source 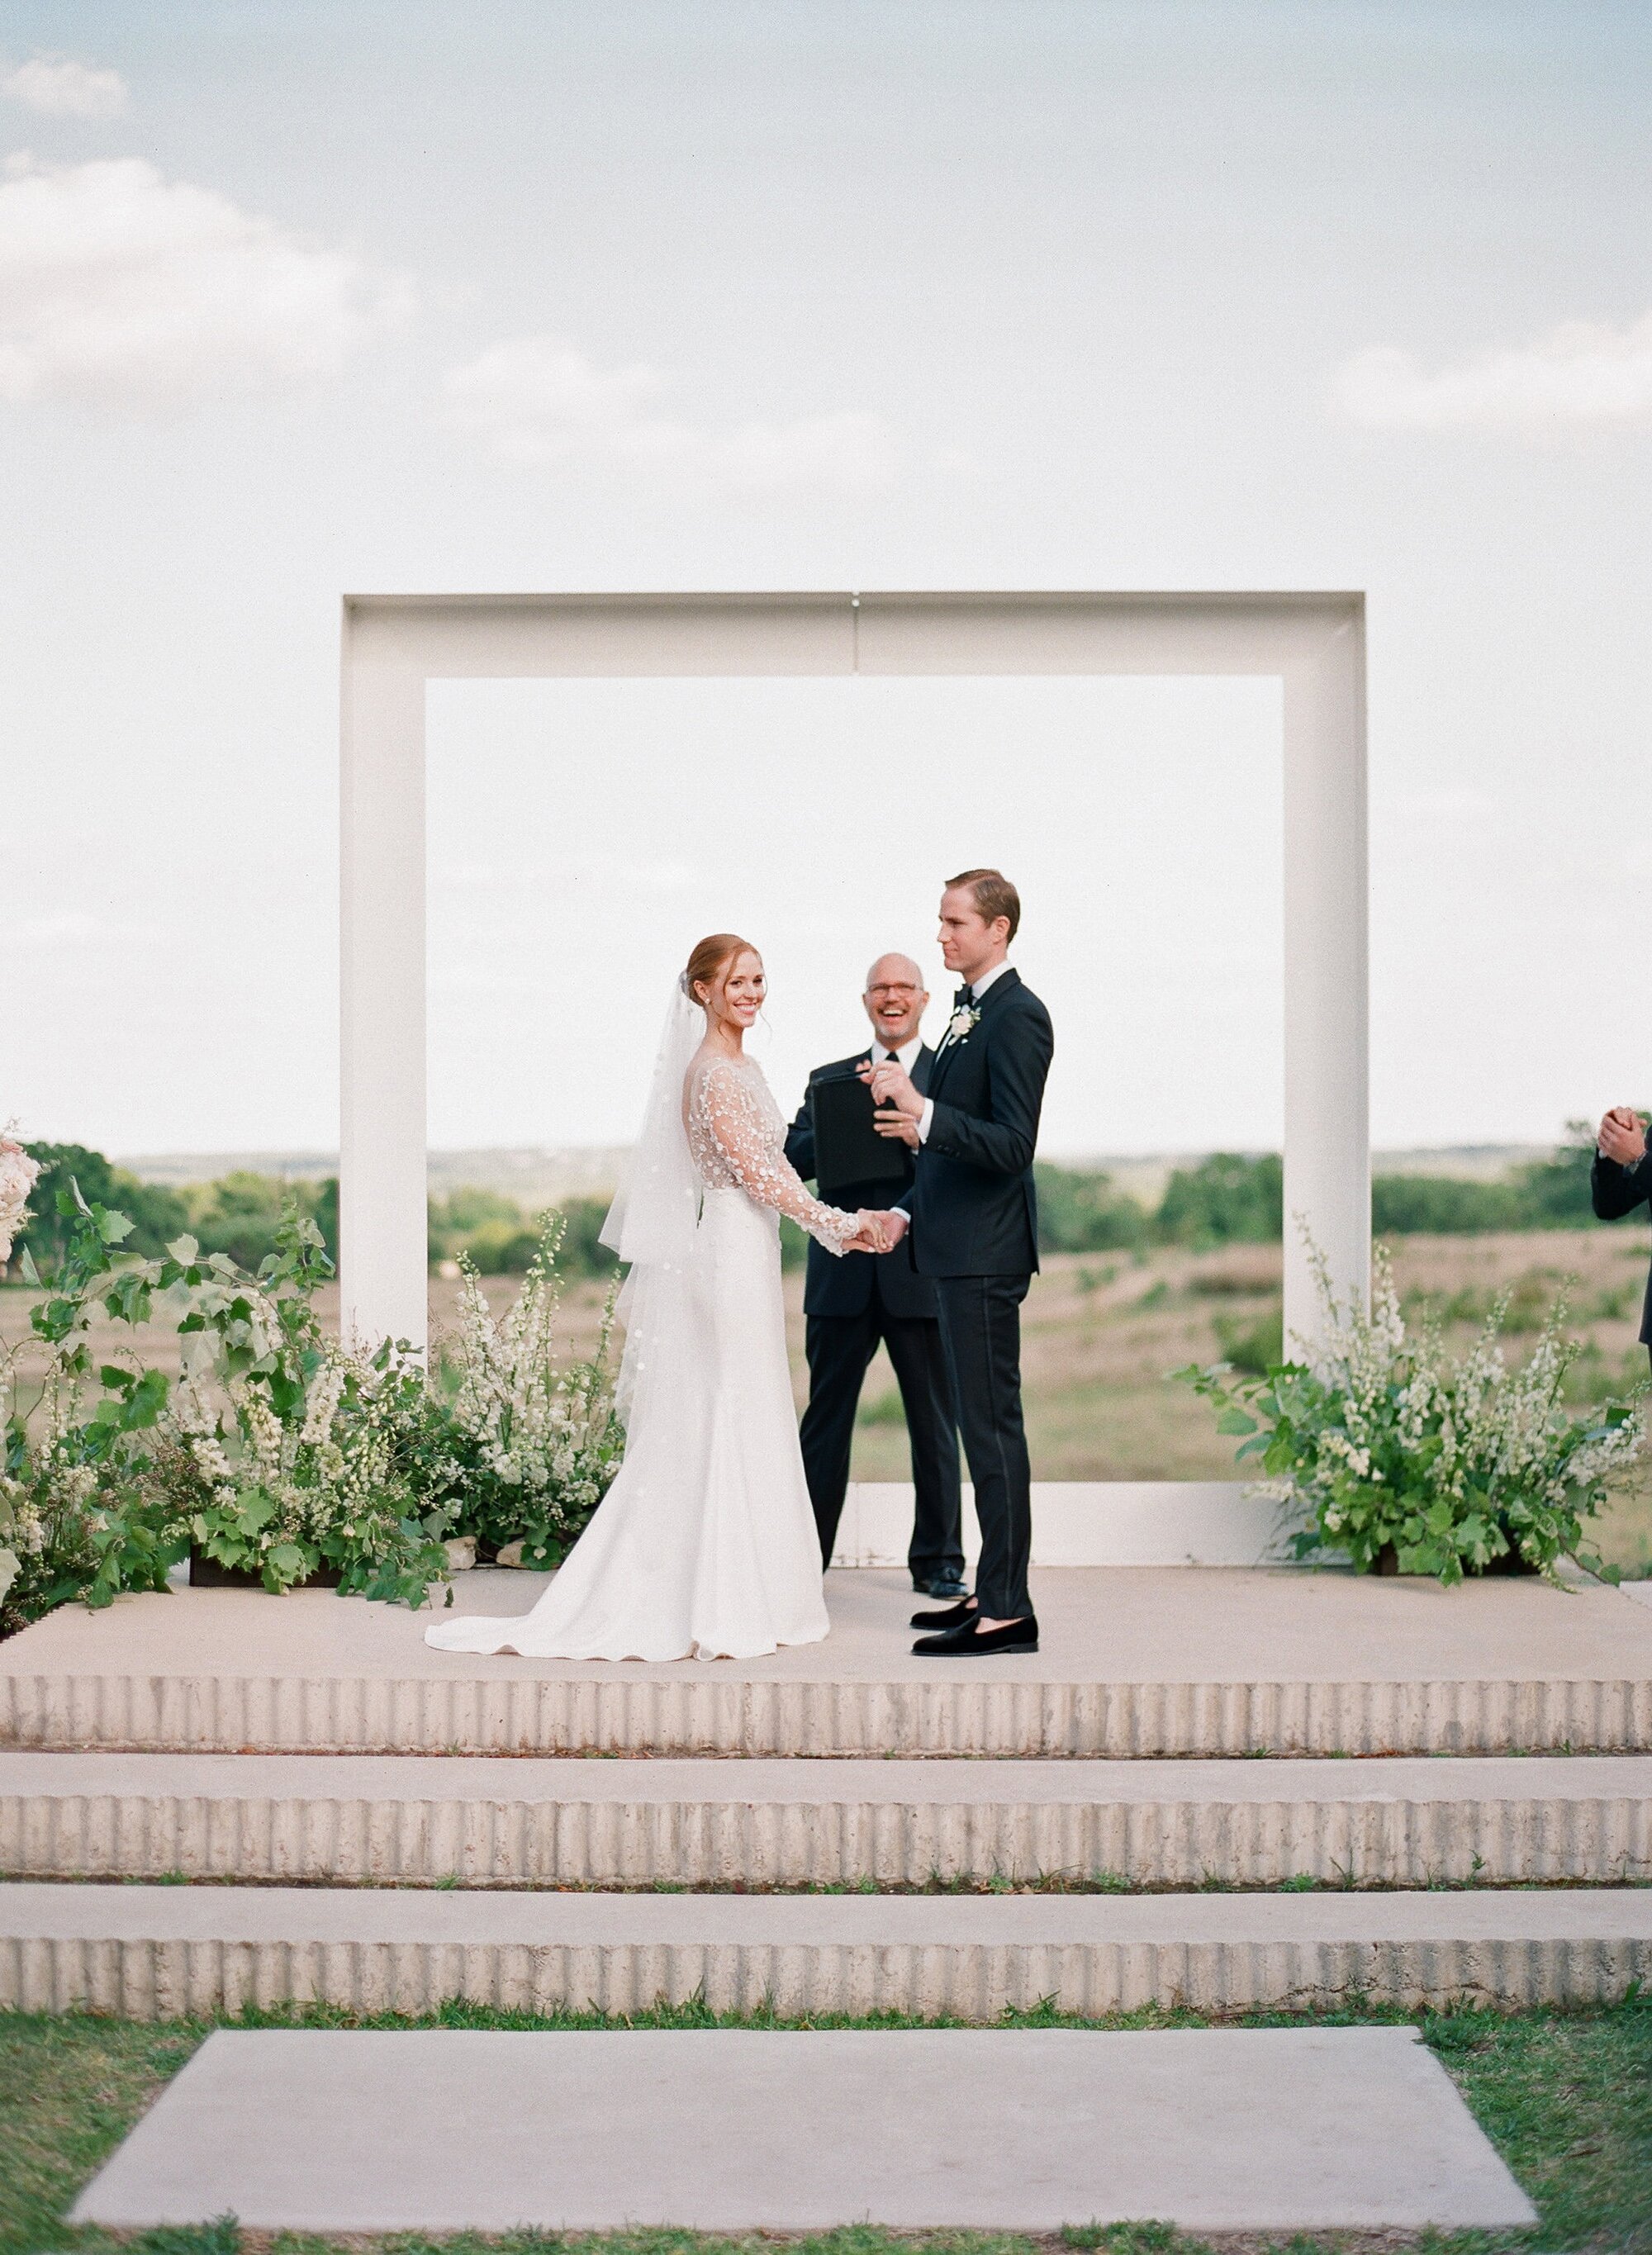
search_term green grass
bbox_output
[3,1996,1650,2255]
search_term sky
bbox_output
[3,1,1650,1161]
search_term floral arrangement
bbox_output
[0,1131,41,1267]
[140,1221,459,1605]
[2,1186,182,1622]
[437,1216,623,1568]
[2,1180,626,1634]
[1177,1240,1644,1583]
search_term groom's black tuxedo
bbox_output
[1592,1144,1652,1348]
[897,967,1054,1622]
[785,1045,963,1582]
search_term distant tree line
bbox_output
[1034,1128,1601,1253]
[7,1127,1610,1286]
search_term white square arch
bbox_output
[339,590,1368,1425]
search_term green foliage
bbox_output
[1371,1171,1519,1234]
[429,1188,618,1277]
[1209,1304,1283,1375]
[1507,1117,1603,1227]
[14,1146,188,1270]
[433,1221,624,1567]
[2,1193,453,1626]
[12,1149,342,1282]
[1,1185,185,1628]
[856,1386,906,1427]
[1156,1151,1282,1246]
[1035,1164,1149,1253]
[180,1170,338,1274]
[1177,1241,1645,1584]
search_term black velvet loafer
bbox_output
[909,1595,977,1630]
[912,1614,1039,1657]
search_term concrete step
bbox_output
[6,1570,1652,1755]
[6,1751,1651,1890]
[6,1878,1649,2016]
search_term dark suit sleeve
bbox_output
[923,999,1054,1176]
[1592,1150,1652,1220]
[784,1084,817,1184]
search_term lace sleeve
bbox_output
[698,1062,859,1255]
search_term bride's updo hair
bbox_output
[685,932,757,1009]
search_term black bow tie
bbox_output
[953,985,973,1009]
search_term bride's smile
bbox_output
[697,948,767,1046]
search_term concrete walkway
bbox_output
[69,2026,1536,2232]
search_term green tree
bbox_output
[1156,1151,1283,1245]
[1034,1164,1150,1253]
[184,1170,336,1274]
[1371,1174,1520,1234]
[1505,1121,1603,1229]
[16,1146,188,1273]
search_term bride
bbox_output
[425,934,887,1663]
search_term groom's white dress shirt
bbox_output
[914,961,1011,1145]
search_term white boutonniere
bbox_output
[943,1004,981,1048]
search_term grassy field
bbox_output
[3,1996,1650,2255]
[6,1226,1650,1576]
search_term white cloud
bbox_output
[1335,313,1652,434]
[443,335,897,491]
[0,154,411,407]
[2,53,128,119]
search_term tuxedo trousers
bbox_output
[934,1273,1034,1621]
[800,1305,963,1579]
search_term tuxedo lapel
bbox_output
[929,971,1018,1092]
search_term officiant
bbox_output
[784,955,966,1597]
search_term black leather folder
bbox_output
[812,1070,909,1196]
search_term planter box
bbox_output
[1371,1541,1538,1579]
[188,1548,342,1593]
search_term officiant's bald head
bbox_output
[862,952,928,1052]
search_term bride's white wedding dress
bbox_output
[425,1041,857,1663]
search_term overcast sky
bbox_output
[4,1,1650,1160]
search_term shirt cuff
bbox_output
[916,1099,935,1145]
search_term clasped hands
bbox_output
[847,1207,910,1255]
[1598,1106,1648,1166]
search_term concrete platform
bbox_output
[6,1566,1651,1755]
[7,1878,1650,2015]
[69,2026,1536,2232]
[7,1749,1650,1887]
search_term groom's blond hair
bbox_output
[946,868,1020,942]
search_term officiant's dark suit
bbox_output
[897,966,1054,1626]
[785,1042,965,1587]
[1592,1126,1652,1356]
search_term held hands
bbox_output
[1598,1107,1648,1166]
[843,1208,910,1255]
[847,1209,891,1254]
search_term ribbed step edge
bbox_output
[4,1930,1645,2017]
[7,1789,1650,1887]
[5,1674,1650,1755]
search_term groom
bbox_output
[863,869,1054,1657]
